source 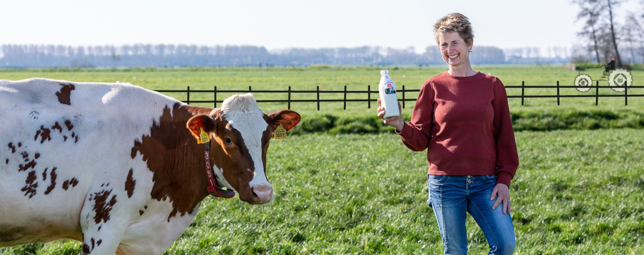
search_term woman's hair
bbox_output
[433,13,474,46]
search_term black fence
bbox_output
[156,81,643,110]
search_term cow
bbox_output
[0,78,301,254]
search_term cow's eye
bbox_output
[224,137,232,144]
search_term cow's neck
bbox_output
[132,103,214,221]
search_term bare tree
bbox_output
[606,0,624,67]
[573,0,627,66]
[621,13,642,64]
[574,0,604,64]
[574,0,604,63]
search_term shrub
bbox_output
[289,110,644,135]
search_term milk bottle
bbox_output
[379,70,400,118]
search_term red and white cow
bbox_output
[0,78,300,254]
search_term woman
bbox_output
[377,13,519,255]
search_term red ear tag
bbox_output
[273,124,287,140]
[198,127,210,144]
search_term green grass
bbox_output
[1,65,643,115]
[2,129,643,254]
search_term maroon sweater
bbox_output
[397,72,519,187]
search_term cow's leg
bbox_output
[114,202,202,255]
[79,187,128,255]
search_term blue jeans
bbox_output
[428,175,516,255]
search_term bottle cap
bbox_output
[380,70,388,75]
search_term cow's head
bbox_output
[186,94,300,204]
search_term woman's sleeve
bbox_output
[396,80,434,151]
[492,78,519,187]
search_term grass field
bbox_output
[2,130,643,254]
[1,66,643,254]
[1,65,643,115]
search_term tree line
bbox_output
[0,43,566,69]
[573,0,644,67]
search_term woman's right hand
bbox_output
[377,99,405,131]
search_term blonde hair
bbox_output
[433,13,474,46]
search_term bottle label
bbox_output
[384,83,396,94]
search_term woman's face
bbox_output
[437,32,472,67]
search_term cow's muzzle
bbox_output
[251,185,273,204]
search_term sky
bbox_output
[1,0,642,54]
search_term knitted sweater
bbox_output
[396,72,519,187]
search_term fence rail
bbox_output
[156,81,643,110]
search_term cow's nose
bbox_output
[252,185,273,204]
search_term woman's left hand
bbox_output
[491,183,511,214]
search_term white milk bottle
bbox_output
[379,70,400,118]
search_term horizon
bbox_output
[4,0,640,53]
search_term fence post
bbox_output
[556,81,560,106]
[288,86,291,110]
[343,85,347,110]
[187,86,190,105]
[521,81,525,106]
[317,86,320,111]
[595,81,599,105]
[214,86,217,108]
[624,81,628,106]
[402,85,406,109]
[367,85,371,109]
[249,86,252,93]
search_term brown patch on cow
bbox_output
[21,151,29,162]
[42,168,48,181]
[125,169,136,198]
[63,178,80,190]
[44,167,57,195]
[71,178,80,187]
[18,159,37,172]
[5,159,8,164]
[139,210,145,215]
[82,243,90,254]
[34,126,52,143]
[21,171,38,198]
[82,237,97,254]
[131,103,221,220]
[8,143,16,153]
[52,122,63,133]
[65,120,74,131]
[71,132,79,143]
[56,83,75,105]
[90,189,117,225]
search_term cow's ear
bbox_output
[266,110,301,131]
[186,115,216,140]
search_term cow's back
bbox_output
[0,78,179,246]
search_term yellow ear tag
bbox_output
[273,124,287,140]
[198,127,210,144]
